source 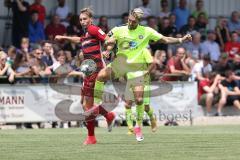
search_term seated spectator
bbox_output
[63,40,81,58]
[151,50,167,80]
[51,0,69,27]
[192,0,208,19]
[19,37,31,62]
[217,70,240,116]
[180,16,199,35]
[224,31,240,60]
[30,45,51,78]
[45,15,66,41]
[158,0,170,18]
[7,46,17,65]
[191,54,212,81]
[0,51,15,82]
[159,17,177,36]
[196,12,208,40]
[163,47,190,81]
[213,53,233,76]
[42,41,56,66]
[29,0,46,24]
[173,0,190,31]
[215,16,231,51]
[12,51,32,77]
[228,11,240,33]
[184,32,202,60]
[29,10,45,43]
[201,30,221,63]
[198,72,222,116]
[49,50,83,78]
[66,14,83,36]
[98,16,109,34]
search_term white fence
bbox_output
[0,82,203,123]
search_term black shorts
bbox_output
[227,95,240,105]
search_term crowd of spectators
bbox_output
[0,0,240,117]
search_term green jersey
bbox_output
[110,25,162,79]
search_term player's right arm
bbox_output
[55,35,80,43]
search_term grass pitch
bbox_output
[1,126,240,160]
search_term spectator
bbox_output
[224,31,240,60]
[7,46,17,65]
[151,50,167,80]
[179,16,199,35]
[163,47,190,81]
[4,0,30,48]
[191,54,212,81]
[184,32,202,60]
[215,16,231,51]
[29,10,45,44]
[45,15,66,41]
[159,17,177,36]
[120,12,129,25]
[168,13,178,36]
[66,14,83,36]
[201,30,221,63]
[158,0,170,19]
[198,72,222,116]
[71,51,84,70]
[12,51,32,77]
[217,70,240,116]
[213,53,233,76]
[19,37,31,62]
[173,0,190,31]
[42,41,56,66]
[228,11,240,33]
[63,39,81,58]
[0,51,15,82]
[30,45,51,78]
[139,0,152,25]
[51,0,69,27]
[196,12,208,40]
[98,16,110,34]
[29,0,46,24]
[192,0,208,19]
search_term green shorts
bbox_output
[124,74,150,105]
[199,93,220,106]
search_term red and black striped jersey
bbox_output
[80,24,106,72]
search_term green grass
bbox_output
[1,126,240,160]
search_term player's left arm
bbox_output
[160,34,192,44]
[148,27,192,44]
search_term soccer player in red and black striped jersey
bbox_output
[55,8,115,145]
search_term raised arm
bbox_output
[160,34,192,44]
[55,35,81,43]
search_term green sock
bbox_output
[136,104,144,127]
[125,108,133,129]
[94,80,104,104]
[146,107,154,120]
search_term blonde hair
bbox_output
[80,7,94,18]
[130,8,144,20]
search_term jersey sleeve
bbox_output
[146,27,163,42]
[87,25,106,41]
[109,27,120,39]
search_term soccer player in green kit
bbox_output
[95,8,192,142]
